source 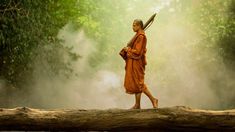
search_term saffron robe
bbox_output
[123,30,147,94]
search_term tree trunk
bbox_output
[0,106,235,131]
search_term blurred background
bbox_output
[0,0,234,110]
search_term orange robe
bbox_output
[124,30,147,94]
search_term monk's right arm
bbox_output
[127,35,144,57]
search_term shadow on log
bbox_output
[0,106,235,131]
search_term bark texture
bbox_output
[0,106,235,131]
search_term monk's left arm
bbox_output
[127,35,144,56]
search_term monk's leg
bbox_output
[130,92,142,109]
[135,92,142,108]
[143,86,158,108]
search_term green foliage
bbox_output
[217,0,235,67]
[0,0,80,87]
[193,0,235,63]
[188,0,235,109]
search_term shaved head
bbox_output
[134,19,144,29]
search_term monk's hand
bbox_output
[124,47,130,52]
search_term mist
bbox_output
[1,0,234,110]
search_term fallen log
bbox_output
[0,106,235,131]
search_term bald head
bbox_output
[134,19,144,29]
[133,19,144,32]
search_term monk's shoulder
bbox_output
[136,34,146,43]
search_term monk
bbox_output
[120,19,158,109]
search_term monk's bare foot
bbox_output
[130,104,141,109]
[152,98,158,108]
